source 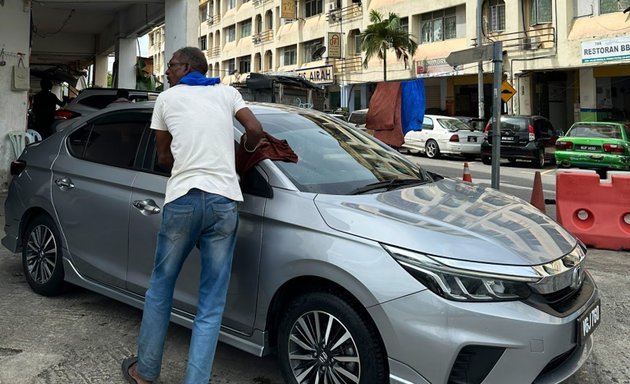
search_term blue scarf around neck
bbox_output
[178,72,221,86]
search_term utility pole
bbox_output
[476,0,485,120]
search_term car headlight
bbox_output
[384,245,540,302]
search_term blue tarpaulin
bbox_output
[400,78,425,135]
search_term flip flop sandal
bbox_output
[121,356,139,384]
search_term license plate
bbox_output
[468,137,477,142]
[577,299,601,345]
[501,136,515,142]
[577,145,599,151]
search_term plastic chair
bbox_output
[8,131,29,159]
[26,129,42,143]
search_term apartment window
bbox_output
[240,19,252,38]
[239,55,251,73]
[199,35,208,51]
[304,0,323,18]
[200,4,208,22]
[283,45,297,65]
[489,0,505,32]
[421,8,457,43]
[354,33,362,54]
[225,25,236,43]
[303,38,325,61]
[530,0,552,24]
[400,17,409,33]
[600,0,630,13]
[228,0,236,10]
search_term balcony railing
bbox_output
[206,14,220,26]
[486,25,555,53]
[253,0,272,7]
[327,55,362,75]
[206,47,221,58]
[252,29,274,45]
[326,2,363,24]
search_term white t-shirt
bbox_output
[150,83,247,204]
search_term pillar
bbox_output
[116,38,137,89]
[164,0,199,88]
[0,1,30,190]
[579,68,596,122]
[93,54,109,88]
[340,84,350,109]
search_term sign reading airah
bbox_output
[292,65,335,85]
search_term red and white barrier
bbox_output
[556,170,630,250]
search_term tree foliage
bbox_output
[359,10,418,81]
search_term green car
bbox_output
[555,121,630,171]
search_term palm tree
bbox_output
[360,10,418,81]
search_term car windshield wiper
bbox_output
[350,178,428,195]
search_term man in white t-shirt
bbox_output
[122,47,265,384]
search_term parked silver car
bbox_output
[2,102,600,384]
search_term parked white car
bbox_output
[402,115,485,159]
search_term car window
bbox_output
[422,117,433,130]
[536,119,551,137]
[67,111,150,168]
[499,117,527,133]
[568,124,622,139]
[234,112,429,195]
[437,118,470,132]
[77,95,119,109]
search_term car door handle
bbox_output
[133,199,162,215]
[54,177,75,191]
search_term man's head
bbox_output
[116,89,130,99]
[166,47,209,87]
[40,78,53,91]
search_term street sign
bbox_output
[328,32,342,59]
[501,80,517,103]
[445,44,494,67]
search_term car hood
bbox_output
[314,178,577,266]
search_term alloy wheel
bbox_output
[425,141,439,158]
[287,310,360,383]
[25,224,58,284]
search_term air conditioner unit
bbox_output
[328,2,336,12]
[522,36,540,50]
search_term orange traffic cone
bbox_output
[530,171,546,214]
[462,162,473,182]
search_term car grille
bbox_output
[524,272,595,317]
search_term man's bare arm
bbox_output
[235,108,265,150]
[155,130,174,171]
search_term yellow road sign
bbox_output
[501,81,517,103]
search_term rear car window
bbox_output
[437,118,470,131]
[78,95,118,109]
[500,117,528,133]
[568,124,621,139]
[68,111,151,168]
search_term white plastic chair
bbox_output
[8,131,29,159]
[26,129,42,143]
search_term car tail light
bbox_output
[54,109,80,120]
[528,124,535,142]
[603,143,626,153]
[449,134,459,142]
[556,141,573,150]
[10,160,26,176]
[484,122,491,138]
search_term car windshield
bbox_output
[568,124,622,139]
[438,118,471,132]
[236,111,430,194]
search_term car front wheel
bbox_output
[277,291,387,384]
[22,215,65,296]
[425,140,440,158]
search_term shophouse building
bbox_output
[149,0,630,131]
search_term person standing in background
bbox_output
[32,78,64,139]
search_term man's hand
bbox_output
[235,108,265,150]
[155,130,174,171]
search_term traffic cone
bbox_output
[530,171,546,214]
[462,162,473,182]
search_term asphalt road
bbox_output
[1,182,629,384]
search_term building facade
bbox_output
[150,0,630,131]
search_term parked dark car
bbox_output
[481,115,560,168]
[3,102,600,384]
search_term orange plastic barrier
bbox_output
[556,170,630,250]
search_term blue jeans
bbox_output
[136,189,239,383]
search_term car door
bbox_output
[419,116,433,149]
[126,128,267,334]
[51,110,149,288]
